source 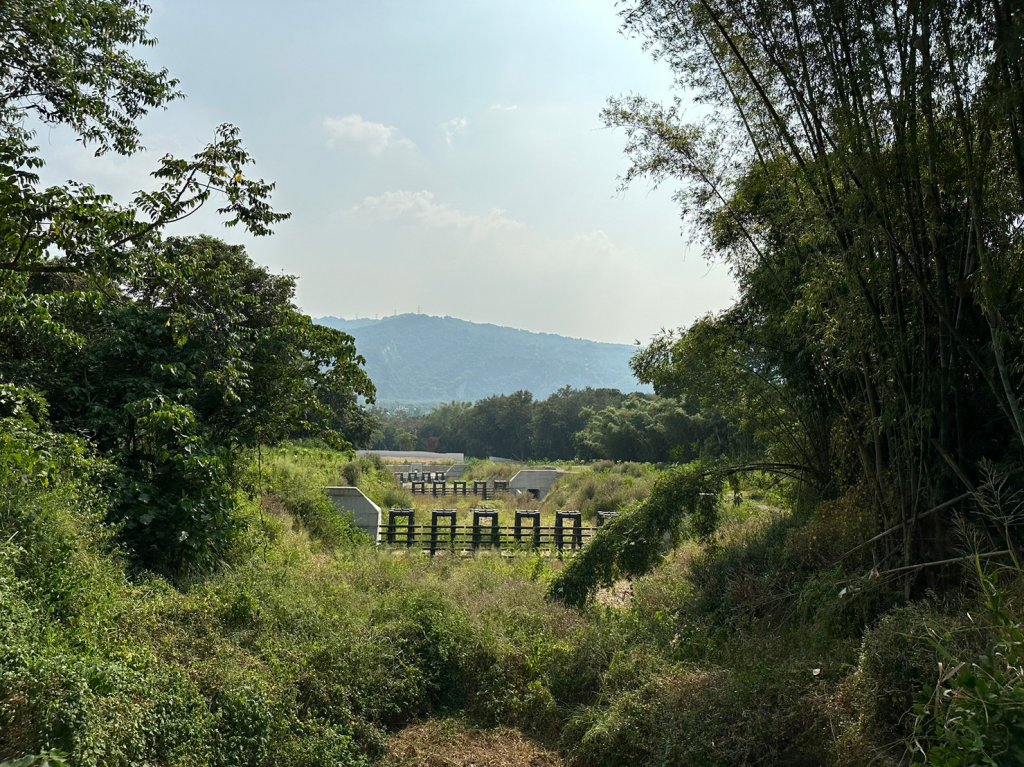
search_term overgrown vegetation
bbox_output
[615,0,1024,583]
[5,437,1024,766]
[0,2,374,576]
[3,0,1024,765]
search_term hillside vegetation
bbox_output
[3,444,1022,766]
[366,388,747,463]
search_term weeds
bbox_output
[3,444,1023,766]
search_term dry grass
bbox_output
[383,720,563,767]
[595,579,634,608]
[405,492,538,524]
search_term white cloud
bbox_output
[489,103,518,112]
[440,116,468,147]
[345,190,524,238]
[322,114,415,155]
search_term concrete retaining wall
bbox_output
[444,463,468,479]
[508,469,567,501]
[356,450,465,462]
[325,486,382,542]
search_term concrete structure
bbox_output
[391,463,467,481]
[508,469,567,501]
[356,450,465,463]
[391,464,425,476]
[325,486,382,541]
[444,463,468,479]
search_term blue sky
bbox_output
[39,1,735,344]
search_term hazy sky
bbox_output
[39,1,736,345]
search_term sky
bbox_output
[38,0,736,345]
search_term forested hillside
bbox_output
[316,314,647,404]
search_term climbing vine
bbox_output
[547,461,722,607]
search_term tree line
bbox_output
[364,386,749,463]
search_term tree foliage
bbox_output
[548,461,723,606]
[0,1,373,572]
[465,391,535,459]
[613,0,1024,579]
[576,392,744,463]
[0,0,179,156]
[530,386,629,459]
[369,388,741,463]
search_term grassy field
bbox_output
[386,457,660,527]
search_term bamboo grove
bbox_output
[615,0,1024,588]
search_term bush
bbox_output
[379,486,414,509]
[829,601,969,765]
[250,448,368,548]
[909,571,1024,766]
[548,462,722,607]
[541,465,655,520]
[341,461,361,487]
[7,442,1022,767]
[564,666,752,766]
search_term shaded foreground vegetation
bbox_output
[3,443,1024,766]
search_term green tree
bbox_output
[0,2,374,571]
[366,407,422,451]
[575,394,738,463]
[529,386,627,460]
[418,401,473,453]
[612,0,1024,577]
[465,391,535,459]
[20,236,375,570]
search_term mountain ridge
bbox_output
[315,313,648,405]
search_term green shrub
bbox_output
[268,485,366,548]
[541,465,655,520]
[564,665,748,766]
[341,461,361,486]
[831,601,969,765]
[549,462,722,607]
[111,397,243,575]
[268,719,369,767]
[379,486,414,509]
[909,570,1024,766]
[252,450,367,548]
[9,441,1021,767]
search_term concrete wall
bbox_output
[389,464,425,475]
[508,469,567,501]
[325,486,382,542]
[444,463,468,479]
[356,449,465,462]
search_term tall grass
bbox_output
[541,462,657,520]
[3,444,1022,766]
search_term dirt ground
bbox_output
[383,720,563,767]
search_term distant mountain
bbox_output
[316,314,649,405]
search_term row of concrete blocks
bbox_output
[408,479,510,498]
[381,508,620,554]
[395,471,447,482]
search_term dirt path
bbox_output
[383,720,563,767]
